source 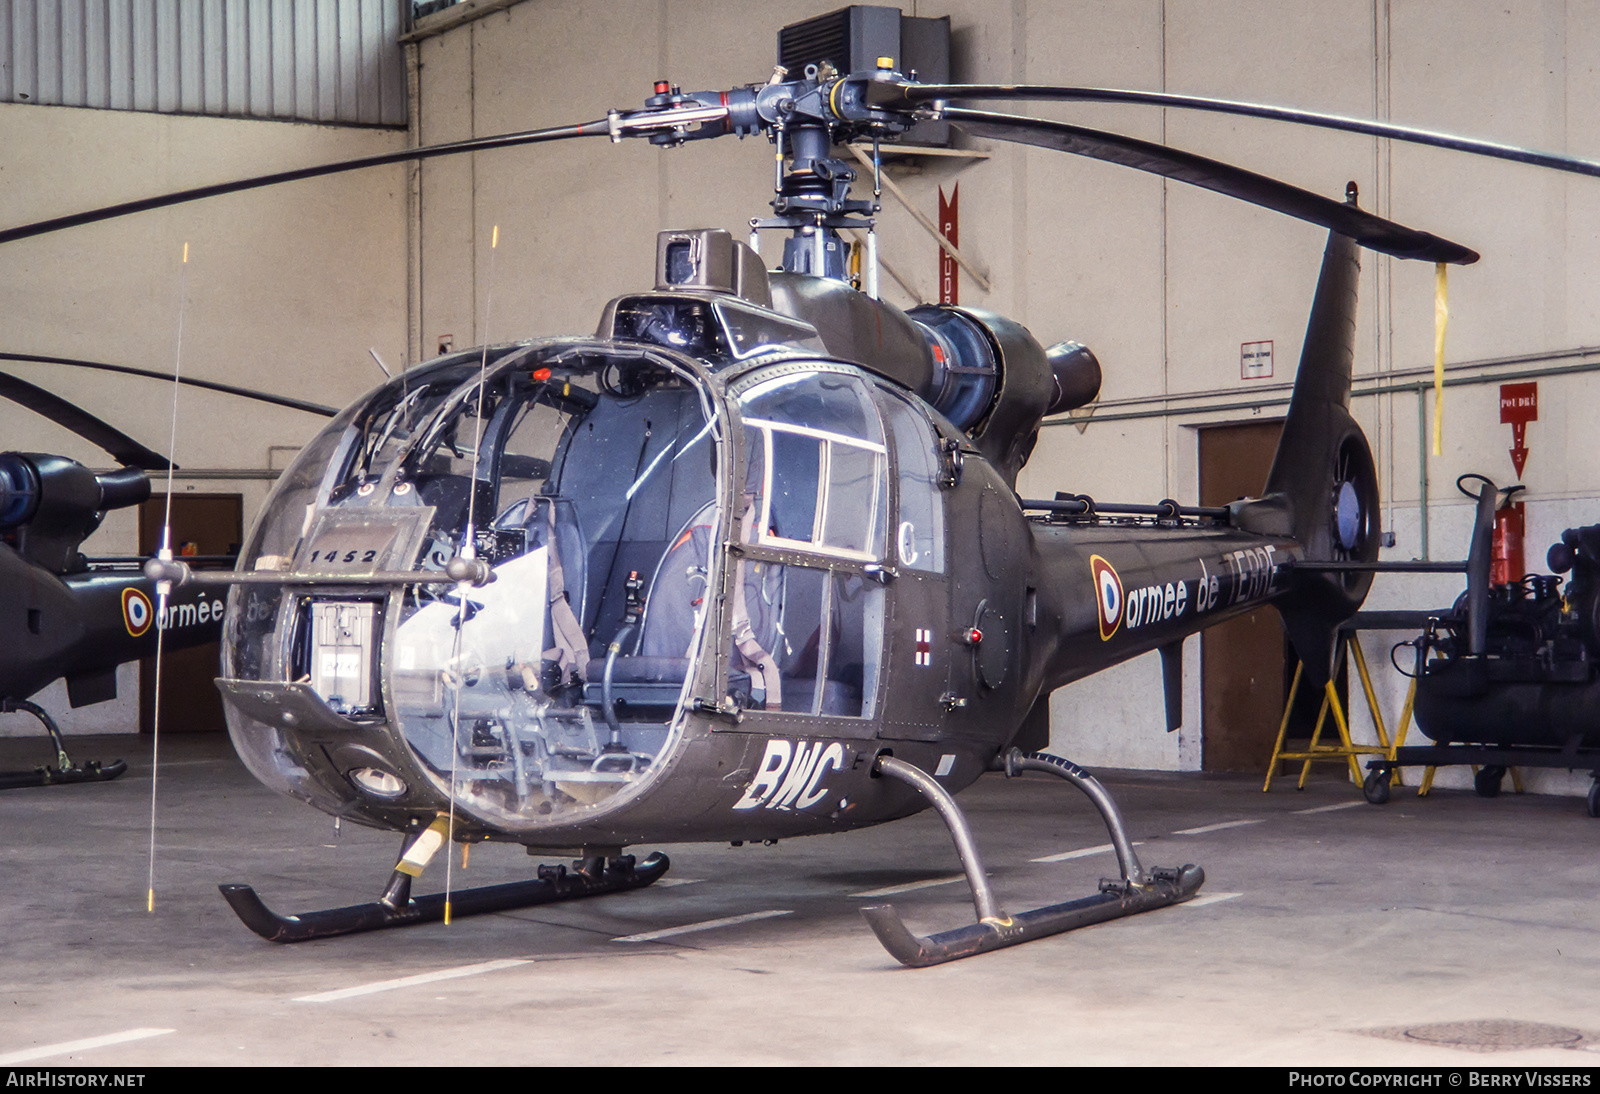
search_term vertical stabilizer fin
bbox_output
[1252,228,1381,686]
[1159,641,1183,731]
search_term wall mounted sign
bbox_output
[938,184,958,306]
[1241,340,1273,380]
[1499,381,1537,477]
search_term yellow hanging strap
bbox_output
[1432,262,1448,456]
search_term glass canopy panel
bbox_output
[722,367,888,718]
[387,353,720,830]
[224,347,722,832]
[738,368,887,562]
[876,388,946,573]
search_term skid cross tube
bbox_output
[859,750,1203,967]
[221,852,669,943]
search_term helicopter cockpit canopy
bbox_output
[220,335,954,838]
[222,343,726,833]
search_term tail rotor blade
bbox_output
[945,109,1478,265]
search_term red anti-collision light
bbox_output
[654,80,670,94]
[968,628,983,645]
[532,367,552,381]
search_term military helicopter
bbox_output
[10,39,1600,967]
[0,360,336,789]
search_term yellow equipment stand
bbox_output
[1263,633,1402,792]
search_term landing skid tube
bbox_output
[221,851,670,943]
[0,699,126,790]
[860,750,1203,967]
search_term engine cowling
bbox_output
[0,452,150,573]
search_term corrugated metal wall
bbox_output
[0,0,407,126]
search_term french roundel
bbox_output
[1089,554,1123,641]
[122,588,153,637]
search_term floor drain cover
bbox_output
[1404,1020,1584,1049]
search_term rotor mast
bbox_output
[622,62,922,291]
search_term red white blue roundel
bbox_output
[122,588,153,637]
[1090,554,1123,641]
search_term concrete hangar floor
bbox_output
[1,732,1597,1067]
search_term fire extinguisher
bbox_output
[1491,484,1528,586]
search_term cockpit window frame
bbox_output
[741,416,888,564]
[710,361,894,730]
[725,360,891,569]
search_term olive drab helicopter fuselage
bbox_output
[218,258,1306,851]
[202,217,1381,964]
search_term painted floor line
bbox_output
[613,909,793,943]
[1173,819,1265,836]
[1293,801,1365,815]
[1182,891,1243,909]
[1031,841,1144,863]
[295,958,531,1003]
[851,874,966,897]
[653,877,705,887]
[0,1028,175,1064]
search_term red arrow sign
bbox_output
[1499,382,1537,477]
[938,184,958,306]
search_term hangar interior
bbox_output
[6,0,1597,793]
[2,0,1599,1067]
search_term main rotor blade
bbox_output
[945,108,1479,264]
[0,353,336,417]
[885,83,1600,180]
[0,372,170,470]
[0,119,611,246]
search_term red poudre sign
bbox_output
[938,184,958,306]
[1499,382,1537,477]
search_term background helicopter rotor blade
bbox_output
[0,372,170,470]
[0,353,336,417]
[0,118,612,246]
[945,109,1479,265]
[883,83,1600,180]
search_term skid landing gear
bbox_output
[860,749,1203,968]
[221,850,670,943]
[0,699,127,790]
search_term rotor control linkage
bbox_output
[859,750,1202,968]
[220,848,671,944]
[0,698,126,790]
